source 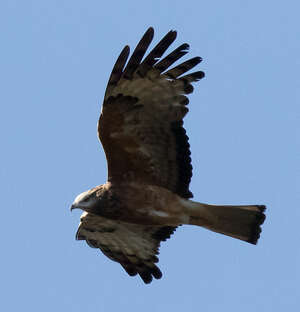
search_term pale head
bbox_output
[70,183,109,214]
[71,189,97,211]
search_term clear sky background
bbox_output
[1,1,299,311]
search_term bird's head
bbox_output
[70,188,99,213]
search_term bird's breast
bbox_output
[96,182,187,226]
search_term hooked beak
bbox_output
[70,204,77,211]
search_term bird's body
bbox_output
[74,182,190,225]
[71,27,266,284]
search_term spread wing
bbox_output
[76,212,176,284]
[98,27,204,199]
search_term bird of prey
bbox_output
[71,27,266,284]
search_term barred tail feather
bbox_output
[187,202,266,244]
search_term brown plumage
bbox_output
[71,27,266,284]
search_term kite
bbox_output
[71,27,266,284]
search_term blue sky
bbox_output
[1,0,299,311]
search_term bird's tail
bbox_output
[185,201,266,244]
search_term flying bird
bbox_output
[71,27,266,284]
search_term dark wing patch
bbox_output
[171,120,193,198]
[76,212,176,284]
[99,27,205,199]
[152,226,177,241]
